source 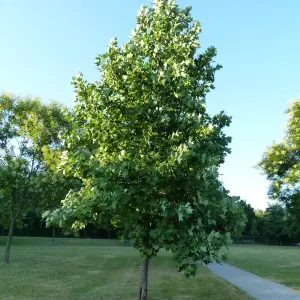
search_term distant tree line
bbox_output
[235,199,300,245]
[0,210,117,239]
[3,198,300,246]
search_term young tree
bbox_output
[258,99,300,218]
[45,1,244,298]
[0,93,69,262]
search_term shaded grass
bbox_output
[228,244,300,290]
[0,237,251,299]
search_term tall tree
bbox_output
[0,93,69,263]
[258,99,300,218]
[45,1,244,299]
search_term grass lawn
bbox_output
[0,237,251,300]
[228,244,300,290]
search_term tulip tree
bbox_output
[258,99,300,217]
[46,1,245,298]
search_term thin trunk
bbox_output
[137,257,150,300]
[4,217,15,264]
[52,227,56,244]
[108,230,111,240]
[4,187,18,264]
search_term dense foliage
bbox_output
[234,197,255,236]
[234,200,300,244]
[259,100,300,218]
[45,4,245,295]
[0,93,74,262]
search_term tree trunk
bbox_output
[108,230,111,240]
[52,227,56,244]
[137,257,150,300]
[4,218,15,264]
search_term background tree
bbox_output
[45,1,245,299]
[250,216,259,237]
[36,172,81,242]
[262,204,285,242]
[258,99,300,219]
[0,93,70,262]
[11,94,80,242]
[254,209,265,237]
[235,197,255,236]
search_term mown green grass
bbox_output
[228,244,300,290]
[0,237,251,300]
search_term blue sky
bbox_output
[1,0,299,210]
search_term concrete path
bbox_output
[208,262,300,300]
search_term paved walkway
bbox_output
[208,262,300,300]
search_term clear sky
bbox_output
[1,0,299,210]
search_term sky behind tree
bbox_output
[1,0,299,209]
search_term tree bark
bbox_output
[4,217,15,264]
[52,227,56,244]
[137,257,150,300]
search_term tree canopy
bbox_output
[258,99,300,217]
[46,0,244,286]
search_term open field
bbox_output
[228,244,300,290]
[0,237,251,300]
